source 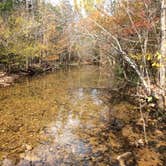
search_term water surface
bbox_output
[0,65,112,165]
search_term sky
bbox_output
[45,0,87,17]
[46,0,74,6]
[45,0,112,17]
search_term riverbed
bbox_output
[0,66,114,165]
[0,65,165,166]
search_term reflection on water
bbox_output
[0,66,112,165]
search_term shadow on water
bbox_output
[0,66,114,165]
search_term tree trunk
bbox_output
[160,0,166,88]
[26,57,29,70]
[159,0,166,108]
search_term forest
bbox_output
[0,0,166,166]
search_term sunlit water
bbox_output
[0,65,113,165]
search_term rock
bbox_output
[135,139,144,147]
[157,145,166,154]
[3,76,14,83]
[0,74,19,87]
[0,83,10,87]
[49,147,53,152]
[0,72,6,77]
[109,118,125,131]
[25,144,32,151]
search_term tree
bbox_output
[159,0,166,107]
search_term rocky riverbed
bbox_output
[0,66,165,166]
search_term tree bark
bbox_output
[159,0,166,108]
[160,0,166,89]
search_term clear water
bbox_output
[0,65,112,165]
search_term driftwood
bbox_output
[117,152,133,166]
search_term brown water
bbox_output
[0,65,113,165]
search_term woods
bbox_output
[1,0,165,95]
[0,1,164,81]
[0,0,73,73]
[71,0,165,108]
[0,0,166,166]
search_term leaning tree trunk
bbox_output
[159,0,166,108]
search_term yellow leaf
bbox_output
[147,54,151,61]
[157,53,161,60]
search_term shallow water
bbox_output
[0,65,113,165]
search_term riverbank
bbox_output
[0,63,96,87]
[108,100,166,166]
[0,64,60,87]
[108,83,166,165]
[0,72,19,87]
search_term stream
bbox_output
[0,65,165,166]
[0,65,114,165]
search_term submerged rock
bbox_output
[25,144,33,151]
[157,144,166,154]
[135,139,144,147]
[109,118,125,131]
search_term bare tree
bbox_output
[160,0,166,89]
[159,0,166,107]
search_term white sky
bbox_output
[46,0,74,6]
[45,0,112,17]
[45,0,87,17]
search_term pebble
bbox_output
[49,148,53,152]
[25,144,32,151]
